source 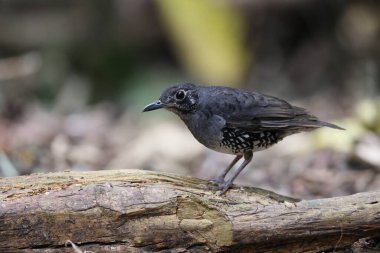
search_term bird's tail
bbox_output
[317,120,345,130]
[275,119,344,138]
[290,106,344,130]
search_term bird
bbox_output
[143,83,344,194]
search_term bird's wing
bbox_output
[207,88,334,132]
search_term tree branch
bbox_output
[0,169,379,252]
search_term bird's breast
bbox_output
[179,112,225,151]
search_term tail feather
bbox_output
[317,120,345,130]
[293,108,345,130]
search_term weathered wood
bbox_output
[0,169,379,252]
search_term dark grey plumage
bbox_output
[143,82,343,194]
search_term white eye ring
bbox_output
[175,90,186,100]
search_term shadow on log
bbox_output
[0,169,380,252]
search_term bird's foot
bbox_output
[208,176,225,186]
[208,179,232,195]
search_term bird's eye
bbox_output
[175,90,186,100]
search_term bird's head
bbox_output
[143,83,199,114]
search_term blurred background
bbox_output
[0,0,379,199]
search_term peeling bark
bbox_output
[0,169,379,252]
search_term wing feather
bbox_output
[203,87,343,132]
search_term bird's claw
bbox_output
[208,177,224,186]
[208,179,231,195]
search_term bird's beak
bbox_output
[142,100,164,112]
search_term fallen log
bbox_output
[0,169,379,252]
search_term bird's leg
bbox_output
[209,155,242,185]
[217,151,253,195]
